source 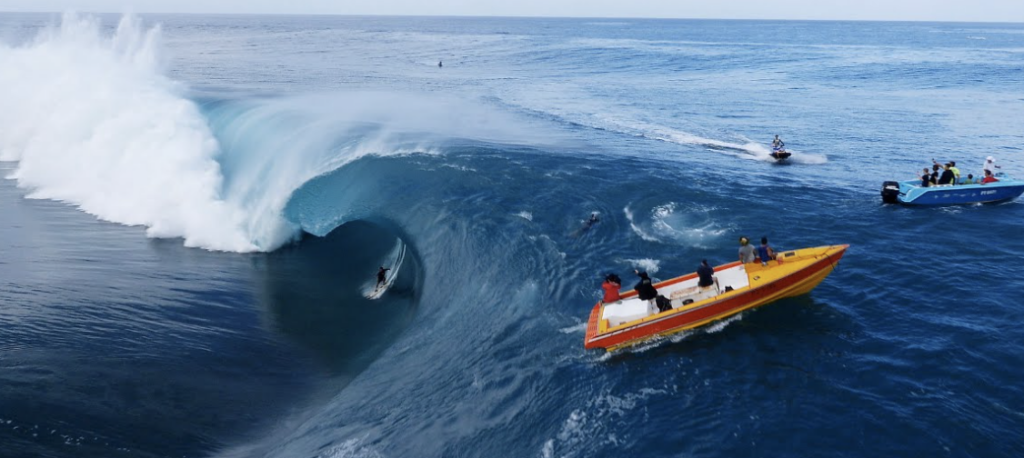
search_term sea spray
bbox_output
[0,13,260,251]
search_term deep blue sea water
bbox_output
[1,12,1024,458]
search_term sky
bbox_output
[1,0,1023,23]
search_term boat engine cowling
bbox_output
[881,181,901,204]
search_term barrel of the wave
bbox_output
[584,245,849,351]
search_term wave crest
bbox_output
[0,13,259,251]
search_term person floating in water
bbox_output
[438,60,443,68]
[585,212,599,228]
[376,266,390,289]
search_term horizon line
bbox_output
[1,10,1022,25]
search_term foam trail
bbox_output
[0,13,259,251]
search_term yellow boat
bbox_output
[585,245,848,351]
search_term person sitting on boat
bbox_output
[937,163,956,186]
[919,168,932,187]
[982,169,999,184]
[983,156,1001,177]
[738,236,756,264]
[772,135,784,151]
[633,269,658,305]
[934,159,961,184]
[929,164,941,185]
[697,260,720,292]
[601,273,622,304]
[961,173,975,185]
[757,237,776,266]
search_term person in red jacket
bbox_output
[982,169,999,184]
[601,274,621,303]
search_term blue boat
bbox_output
[881,178,1024,205]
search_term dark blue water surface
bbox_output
[1,13,1023,458]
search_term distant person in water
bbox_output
[438,60,443,68]
[376,266,390,289]
[585,212,599,227]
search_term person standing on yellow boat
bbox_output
[633,270,658,305]
[738,237,756,264]
[757,237,776,266]
[601,274,621,304]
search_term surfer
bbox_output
[376,266,390,289]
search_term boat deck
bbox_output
[602,264,751,327]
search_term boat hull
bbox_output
[584,245,847,351]
[882,179,1024,206]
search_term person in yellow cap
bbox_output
[738,236,756,264]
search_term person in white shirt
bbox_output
[983,156,1000,177]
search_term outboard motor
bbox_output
[880,181,901,204]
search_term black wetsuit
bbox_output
[377,267,390,286]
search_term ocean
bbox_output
[1,12,1023,458]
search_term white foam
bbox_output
[540,388,666,458]
[515,211,533,221]
[558,322,587,334]
[0,13,259,251]
[625,202,728,247]
[0,13,566,252]
[623,205,659,242]
[622,258,660,275]
[703,312,744,333]
[317,437,384,458]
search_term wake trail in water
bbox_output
[503,93,828,165]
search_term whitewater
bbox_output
[0,13,563,252]
[2,11,1024,458]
